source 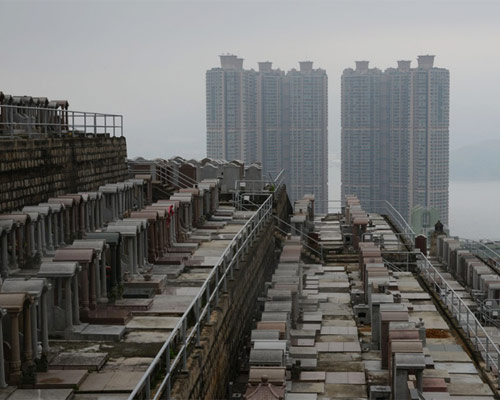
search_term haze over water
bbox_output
[328,157,500,241]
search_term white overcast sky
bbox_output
[1,0,499,160]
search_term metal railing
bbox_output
[462,240,500,271]
[0,104,123,137]
[418,253,500,383]
[128,194,274,399]
[479,299,500,328]
[235,169,285,192]
[378,200,416,245]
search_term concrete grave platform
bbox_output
[113,298,153,311]
[73,394,129,400]
[78,371,144,392]
[50,352,109,371]
[290,382,325,393]
[126,316,179,330]
[36,369,89,389]
[72,324,126,341]
[7,389,74,400]
[124,330,170,343]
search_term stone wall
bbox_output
[171,191,288,400]
[0,136,128,212]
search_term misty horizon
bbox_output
[1,0,500,161]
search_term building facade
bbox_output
[341,55,449,224]
[207,55,329,213]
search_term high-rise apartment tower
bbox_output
[341,55,449,224]
[207,55,329,213]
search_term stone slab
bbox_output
[299,371,326,382]
[290,382,325,393]
[125,316,179,330]
[7,389,74,400]
[79,371,144,392]
[36,369,89,389]
[50,353,109,371]
[447,383,493,396]
[285,394,317,400]
[434,362,477,374]
[325,372,366,384]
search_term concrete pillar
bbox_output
[81,266,90,318]
[52,214,59,249]
[89,261,97,310]
[10,230,17,270]
[46,213,54,251]
[58,212,65,245]
[10,313,21,384]
[41,289,50,355]
[132,236,138,274]
[36,220,44,254]
[100,256,107,299]
[30,303,38,359]
[1,233,9,278]
[72,275,80,325]
[127,237,134,275]
[64,277,73,328]
[95,258,101,303]
[0,309,7,388]
[23,305,33,366]
[17,227,25,266]
[29,223,36,256]
[110,244,118,290]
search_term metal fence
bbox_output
[128,194,274,399]
[0,104,123,137]
[462,239,500,271]
[235,169,285,192]
[418,253,500,383]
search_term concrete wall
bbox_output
[171,190,288,399]
[0,136,128,212]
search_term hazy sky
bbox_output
[1,0,499,160]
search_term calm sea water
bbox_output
[328,160,500,240]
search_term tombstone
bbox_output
[53,248,97,320]
[98,185,120,223]
[37,262,81,334]
[0,214,31,268]
[47,197,76,243]
[58,194,85,237]
[119,219,149,267]
[251,330,280,342]
[380,307,409,368]
[0,292,35,385]
[415,235,427,256]
[0,222,12,278]
[1,278,51,369]
[249,349,284,367]
[222,163,242,193]
[179,162,199,185]
[38,202,66,247]
[86,232,122,295]
[245,164,263,192]
[129,211,160,262]
[71,240,108,302]
[126,178,146,211]
[105,224,140,277]
[392,353,425,400]
[201,163,219,180]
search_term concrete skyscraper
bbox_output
[256,61,285,180]
[341,55,449,225]
[284,62,328,213]
[206,55,257,164]
[207,56,329,213]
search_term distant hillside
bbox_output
[451,140,500,181]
